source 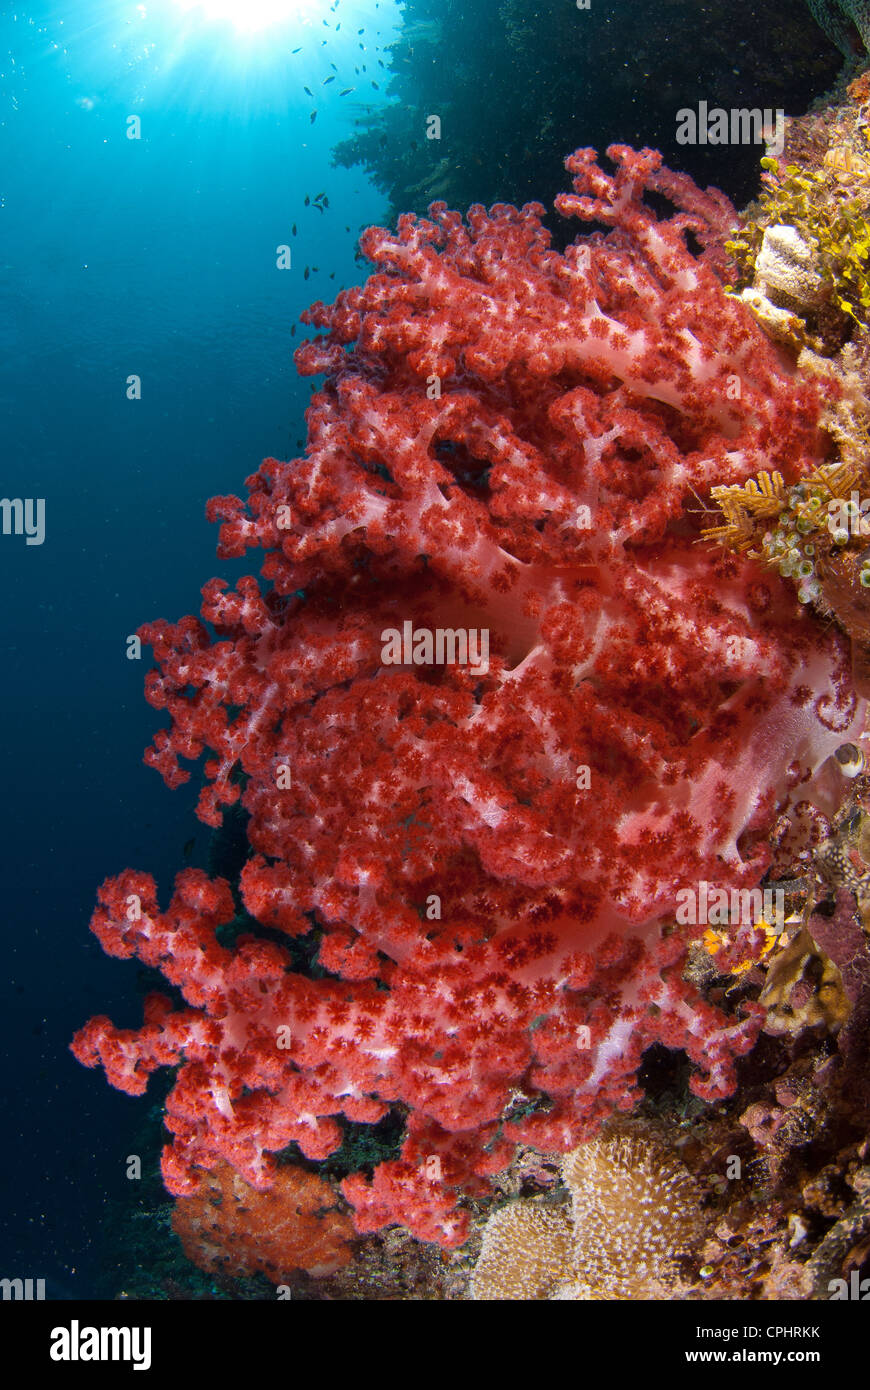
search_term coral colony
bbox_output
[73,147,865,1251]
[470,1136,706,1299]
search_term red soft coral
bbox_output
[73,147,865,1247]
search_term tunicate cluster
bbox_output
[761,481,828,604]
[760,479,870,603]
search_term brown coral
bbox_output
[758,926,851,1035]
[470,1135,706,1300]
[469,1202,574,1300]
[563,1136,707,1298]
[171,1161,355,1284]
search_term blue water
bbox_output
[0,0,398,1296]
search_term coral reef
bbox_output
[708,68,870,688]
[757,925,851,1035]
[703,441,870,685]
[560,1135,707,1298]
[470,1135,706,1299]
[726,63,870,343]
[806,0,870,54]
[468,1202,574,1300]
[727,156,870,336]
[72,145,865,1254]
[171,1162,355,1283]
[807,888,870,1121]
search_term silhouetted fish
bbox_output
[310,111,317,123]
[323,75,335,84]
[304,267,310,279]
[340,88,354,96]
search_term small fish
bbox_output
[304,86,313,96]
[310,111,317,122]
[314,191,327,202]
[182,837,195,860]
[304,266,310,280]
[292,47,302,54]
[323,75,335,85]
[292,223,297,235]
[329,272,336,279]
[378,59,385,67]
[339,87,354,96]
[371,80,379,89]
[290,324,296,336]
[358,27,364,34]
[304,195,310,205]
[331,62,337,70]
